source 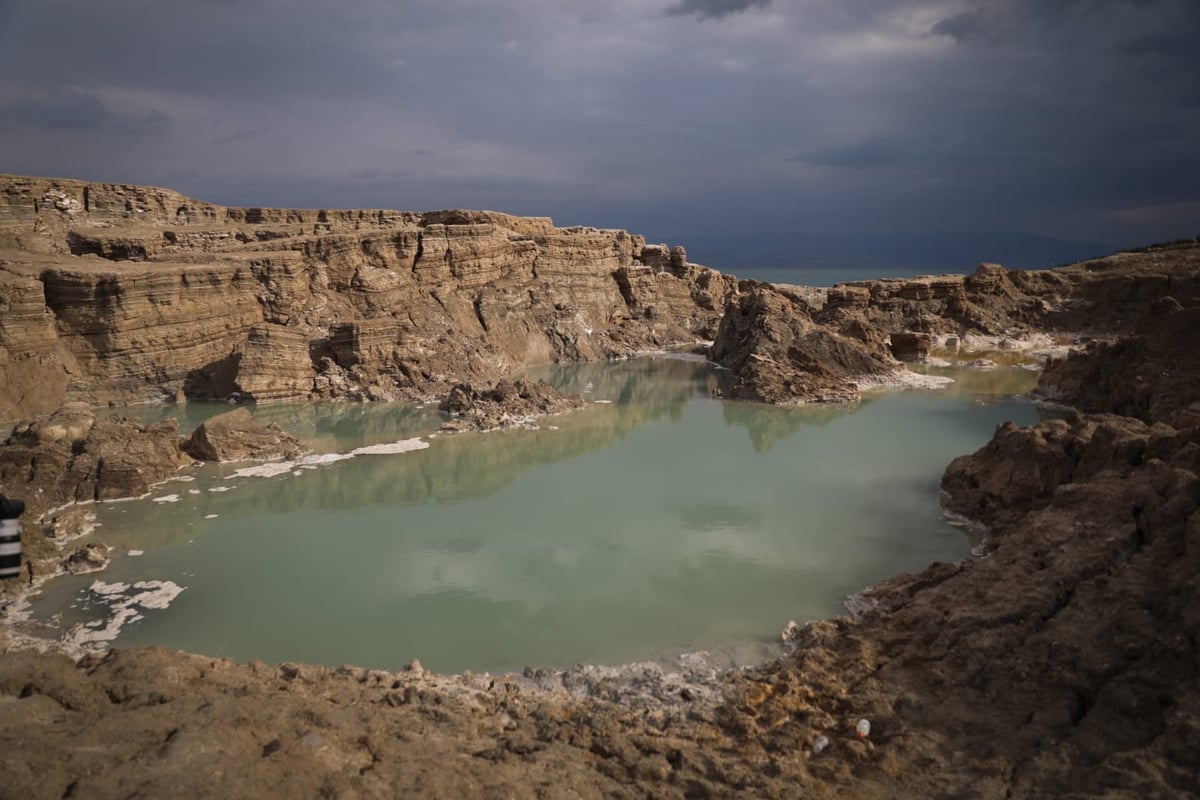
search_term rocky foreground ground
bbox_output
[2,176,1200,797]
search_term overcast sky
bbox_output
[1,0,1198,250]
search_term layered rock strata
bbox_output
[711,248,1200,405]
[0,175,738,421]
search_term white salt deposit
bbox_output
[127,550,144,557]
[853,370,954,392]
[204,514,219,519]
[350,438,430,456]
[224,439,430,481]
[593,400,613,404]
[209,486,233,493]
[231,462,296,479]
[152,494,180,503]
[131,581,184,609]
[188,489,202,495]
[300,453,353,466]
[66,579,185,649]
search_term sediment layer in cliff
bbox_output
[0,174,738,421]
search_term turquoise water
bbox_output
[30,358,1043,674]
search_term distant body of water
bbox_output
[728,265,931,285]
[29,358,1045,674]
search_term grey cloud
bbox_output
[667,0,770,21]
[929,10,991,42]
[0,0,1197,250]
[791,141,907,170]
[0,89,108,130]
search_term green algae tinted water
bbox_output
[29,358,1044,674]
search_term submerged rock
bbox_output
[438,379,586,432]
[182,407,308,462]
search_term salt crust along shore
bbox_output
[229,437,431,479]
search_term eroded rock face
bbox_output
[710,284,896,404]
[1039,303,1200,426]
[0,404,190,516]
[0,174,737,421]
[0,403,190,592]
[182,406,308,462]
[887,331,931,362]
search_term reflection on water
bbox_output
[34,359,1046,673]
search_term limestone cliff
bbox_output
[0,174,738,421]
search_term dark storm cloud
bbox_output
[0,0,1197,250]
[0,89,108,131]
[929,10,992,42]
[667,0,771,21]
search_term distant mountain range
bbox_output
[674,232,1116,275]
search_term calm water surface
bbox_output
[30,358,1043,673]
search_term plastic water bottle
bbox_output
[0,495,24,580]
[856,718,871,739]
[812,735,829,755]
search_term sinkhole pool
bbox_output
[27,357,1045,674]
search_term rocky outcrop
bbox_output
[710,284,897,404]
[709,246,1200,406]
[818,261,1052,337]
[0,403,190,519]
[0,403,190,594]
[437,378,586,432]
[1039,302,1200,427]
[0,174,737,422]
[887,331,931,362]
[182,406,308,462]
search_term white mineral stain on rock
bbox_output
[204,514,218,519]
[127,550,144,557]
[592,399,613,404]
[152,494,180,503]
